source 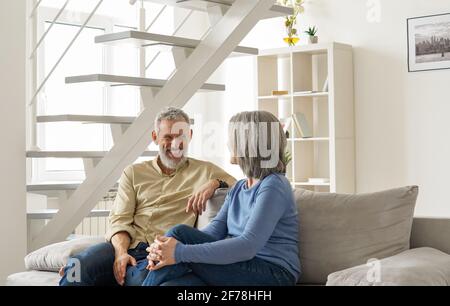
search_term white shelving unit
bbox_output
[256,42,355,193]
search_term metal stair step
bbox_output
[36,114,194,125]
[65,74,225,91]
[37,115,137,124]
[27,183,82,192]
[28,209,110,220]
[27,182,119,192]
[141,0,293,19]
[95,30,258,56]
[26,150,158,158]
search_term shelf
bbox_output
[259,42,353,57]
[258,95,290,100]
[287,137,329,142]
[293,91,328,98]
[95,31,258,56]
[258,92,328,100]
[256,43,355,194]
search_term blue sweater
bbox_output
[175,173,301,281]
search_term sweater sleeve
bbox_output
[175,181,288,264]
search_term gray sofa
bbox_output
[7,186,450,286]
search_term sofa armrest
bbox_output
[411,217,450,255]
[195,188,229,229]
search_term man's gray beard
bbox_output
[159,147,188,170]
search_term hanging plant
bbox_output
[278,0,305,47]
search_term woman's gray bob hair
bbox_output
[228,111,287,179]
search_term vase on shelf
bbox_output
[308,35,318,44]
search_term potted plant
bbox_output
[282,150,292,172]
[305,26,318,44]
[278,0,305,47]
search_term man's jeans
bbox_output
[59,242,149,286]
[141,225,296,286]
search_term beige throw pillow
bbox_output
[25,236,105,272]
[295,186,419,284]
[327,247,450,286]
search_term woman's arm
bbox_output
[175,184,289,265]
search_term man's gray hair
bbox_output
[228,111,287,180]
[154,107,191,131]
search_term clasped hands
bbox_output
[145,235,178,271]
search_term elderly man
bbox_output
[59,107,236,286]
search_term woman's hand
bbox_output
[186,179,220,215]
[146,235,178,271]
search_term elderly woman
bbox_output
[142,111,300,286]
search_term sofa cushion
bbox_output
[25,236,105,272]
[326,247,450,286]
[6,271,60,286]
[295,186,418,284]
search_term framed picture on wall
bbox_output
[407,13,450,72]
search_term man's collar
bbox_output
[152,155,189,177]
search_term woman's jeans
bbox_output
[59,242,150,286]
[142,225,296,286]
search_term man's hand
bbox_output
[145,235,178,271]
[113,253,137,286]
[186,179,220,215]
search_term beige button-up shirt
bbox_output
[105,157,236,249]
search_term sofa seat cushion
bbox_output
[295,186,419,285]
[6,271,60,286]
[327,247,450,286]
[25,236,105,272]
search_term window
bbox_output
[33,5,140,182]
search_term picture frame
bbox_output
[407,13,450,72]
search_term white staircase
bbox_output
[28,0,292,250]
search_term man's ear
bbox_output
[151,130,158,143]
[189,129,193,140]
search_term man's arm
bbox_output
[106,166,138,285]
[186,163,236,215]
[106,166,137,243]
[111,232,136,286]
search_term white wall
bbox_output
[241,0,450,217]
[0,0,27,284]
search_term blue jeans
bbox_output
[141,225,296,286]
[59,242,150,286]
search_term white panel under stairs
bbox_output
[26,150,158,158]
[65,74,225,91]
[28,209,110,220]
[144,0,293,19]
[95,31,258,56]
